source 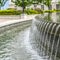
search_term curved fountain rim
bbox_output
[35,15,60,36]
[35,15,60,25]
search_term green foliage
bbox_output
[55,10,60,12]
[12,0,33,13]
[0,10,22,15]
[30,0,52,8]
[13,0,32,8]
[25,9,43,14]
[25,9,38,14]
[35,8,43,13]
[37,0,43,3]
[44,10,54,13]
[0,8,43,15]
[31,0,43,4]
[43,0,52,8]
[1,9,60,15]
[44,10,60,13]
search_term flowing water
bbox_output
[0,26,40,60]
[0,13,60,60]
[34,13,60,60]
[0,20,49,60]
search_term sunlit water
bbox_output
[35,13,60,60]
[0,25,46,60]
[0,13,60,60]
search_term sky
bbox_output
[2,0,59,10]
[1,0,9,10]
[52,0,58,2]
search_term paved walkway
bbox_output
[0,15,37,27]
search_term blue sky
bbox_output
[2,0,9,10]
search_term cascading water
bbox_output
[54,34,60,60]
[32,13,60,60]
[0,20,47,60]
[45,23,53,56]
[40,22,47,56]
[50,25,60,60]
[0,13,60,60]
[48,24,57,60]
[42,22,50,56]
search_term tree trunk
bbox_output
[22,0,25,13]
[23,6,25,13]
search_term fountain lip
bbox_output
[35,13,60,36]
[35,13,60,24]
[32,13,60,59]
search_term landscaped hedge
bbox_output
[0,9,43,15]
[25,9,38,14]
[55,10,60,12]
[44,10,55,13]
[25,9,43,15]
[44,10,60,13]
[0,9,60,15]
[0,10,22,15]
[35,8,43,13]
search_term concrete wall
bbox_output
[0,15,21,20]
[0,20,32,34]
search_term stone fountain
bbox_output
[30,13,60,60]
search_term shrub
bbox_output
[44,10,54,13]
[55,10,60,12]
[25,9,39,14]
[35,8,43,13]
[44,10,60,13]
[0,10,22,15]
[0,9,43,15]
[25,9,43,15]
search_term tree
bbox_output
[31,0,52,9]
[30,0,43,9]
[31,0,52,10]
[31,0,43,4]
[0,0,8,10]
[13,0,32,13]
[43,0,52,9]
[58,0,60,4]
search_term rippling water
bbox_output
[0,25,45,60]
[1,13,60,60]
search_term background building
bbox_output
[8,0,16,9]
[52,0,60,10]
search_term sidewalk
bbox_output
[0,15,37,27]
